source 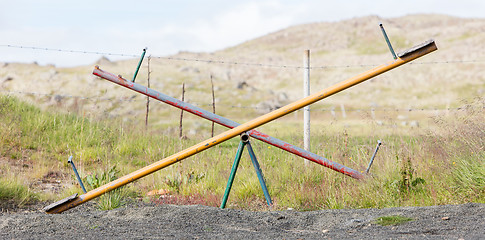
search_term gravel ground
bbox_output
[1,202,484,239]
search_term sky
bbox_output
[1,0,484,67]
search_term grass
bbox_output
[96,190,126,211]
[0,95,483,211]
[374,215,413,226]
[0,177,38,206]
[84,165,126,210]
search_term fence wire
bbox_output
[1,44,484,70]
[2,44,483,114]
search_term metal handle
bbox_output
[366,140,382,174]
[379,23,397,59]
[68,156,87,193]
[132,48,146,82]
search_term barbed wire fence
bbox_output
[2,44,484,69]
[1,44,484,132]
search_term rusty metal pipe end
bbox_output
[44,193,78,213]
[398,39,437,59]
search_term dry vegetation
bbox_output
[0,14,484,211]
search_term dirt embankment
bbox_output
[1,202,484,239]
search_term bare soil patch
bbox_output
[1,202,483,239]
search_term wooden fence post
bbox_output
[179,83,185,138]
[211,74,216,137]
[145,56,151,129]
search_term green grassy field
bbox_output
[0,95,483,211]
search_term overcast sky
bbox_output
[1,0,484,67]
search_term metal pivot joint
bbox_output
[221,133,272,209]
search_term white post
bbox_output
[303,50,310,165]
[340,103,346,119]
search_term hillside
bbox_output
[1,14,484,134]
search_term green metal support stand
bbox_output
[220,134,272,209]
[220,140,245,209]
[246,141,272,207]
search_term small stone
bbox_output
[442,217,450,220]
[236,81,248,89]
